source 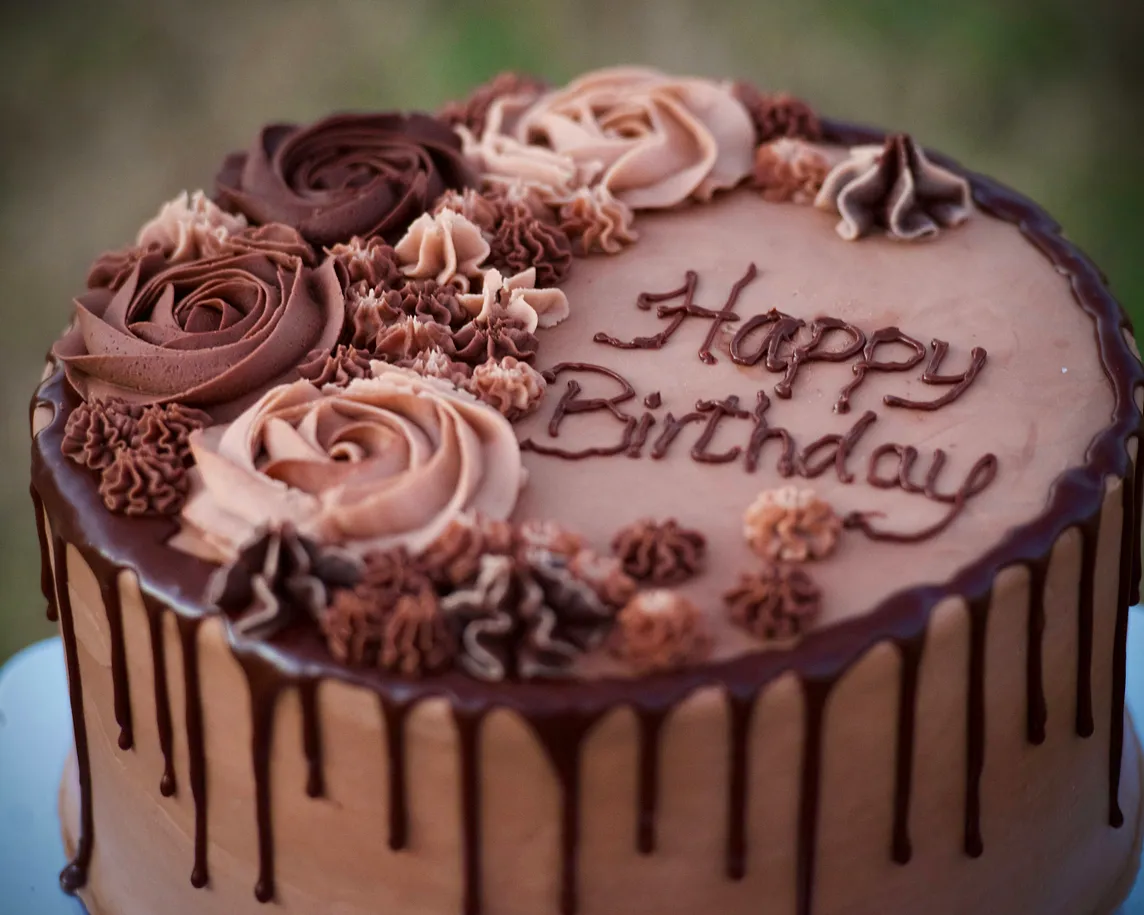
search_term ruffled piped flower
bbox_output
[393,210,490,292]
[815,134,973,241]
[99,448,189,517]
[743,487,841,562]
[751,138,833,204]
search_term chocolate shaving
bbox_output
[98,448,189,517]
[438,71,547,137]
[610,589,711,674]
[298,345,373,388]
[611,518,707,585]
[451,313,539,367]
[62,399,144,470]
[732,82,822,144]
[211,525,361,639]
[487,202,573,288]
[724,564,821,640]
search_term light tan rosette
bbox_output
[459,267,570,332]
[393,209,490,292]
[137,190,249,262]
[513,66,755,209]
[174,367,524,563]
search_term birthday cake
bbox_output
[29,66,1144,915]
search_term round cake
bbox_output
[30,66,1144,915]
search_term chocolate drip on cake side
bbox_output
[1025,557,1050,746]
[963,591,991,858]
[234,647,286,904]
[99,573,134,750]
[27,119,1144,915]
[635,705,670,854]
[176,615,209,888]
[52,533,94,894]
[30,486,55,621]
[381,698,413,851]
[299,678,325,798]
[528,712,604,915]
[143,595,178,797]
[892,633,926,864]
[1075,507,1102,740]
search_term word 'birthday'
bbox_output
[592,263,987,413]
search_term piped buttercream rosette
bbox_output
[172,366,525,564]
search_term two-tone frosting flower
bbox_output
[512,66,756,210]
[55,251,344,417]
[215,112,477,246]
[174,366,524,563]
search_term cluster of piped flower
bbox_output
[50,66,928,678]
[725,487,843,642]
[732,81,975,241]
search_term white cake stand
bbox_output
[4,623,1144,915]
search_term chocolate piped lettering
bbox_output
[835,327,926,414]
[883,339,988,411]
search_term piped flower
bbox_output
[393,209,490,292]
[611,589,711,674]
[743,487,841,562]
[459,267,570,332]
[815,134,973,241]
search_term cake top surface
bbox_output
[32,65,1141,690]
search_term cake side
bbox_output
[29,67,1144,915]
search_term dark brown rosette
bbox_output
[611,518,707,586]
[54,251,344,416]
[731,82,822,144]
[62,399,145,470]
[298,344,373,387]
[451,313,539,367]
[98,448,189,517]
[440,550,617,681]
[132,403,211,461]
[437,71,547,137]
[383,281,469,329]
[210,525,362,639]
[724,564,821,640]
[321,550,454,673]
[215,113,477,247]
[327,236,403,291]
[487,202,573,288]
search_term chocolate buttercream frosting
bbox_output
[487,202,573,288]
[743,487,841,562]
[215,112,477,247]
[611,518,707,585]
[98,447,189,517]
[610,589,712,674]
[211,525,362,638]
[297,345,373,388]
[438,71,547,137]
[724,564,822,641]
[731,83,823,144]
[62,399,145,470]
[466,356,547,421]
[54,251,344,416]
[327,236,403,291]
[815,133,973,241]
[175,367,524,563]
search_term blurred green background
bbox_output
[2,0,1142,663]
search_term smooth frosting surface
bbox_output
[514,188,1113,662]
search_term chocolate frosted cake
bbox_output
[30,66,1144,915]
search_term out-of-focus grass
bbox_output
[1,0,1140,661]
